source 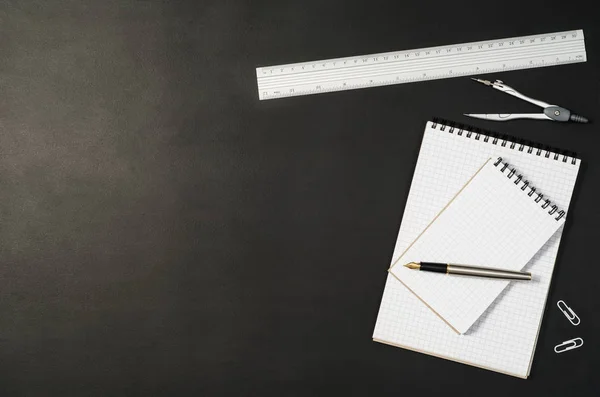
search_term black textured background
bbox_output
[1,1,599,396]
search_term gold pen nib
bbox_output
[404,262,420,270]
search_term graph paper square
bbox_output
[389,158,565,334]
[373,121,580,378]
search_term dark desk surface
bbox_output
[2,1,599,396]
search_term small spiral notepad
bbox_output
[373,120,581,378]
[389,157,566,334]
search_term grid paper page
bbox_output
[373,121,580,378]
[389,158,565,334]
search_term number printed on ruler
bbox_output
[256,30,586,100]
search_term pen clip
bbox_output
[557,300,580,326]
[554,337,583,354]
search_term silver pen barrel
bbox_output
[447,264,531,280]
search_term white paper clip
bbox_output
[557,300,580,325]
[554,337,583,354]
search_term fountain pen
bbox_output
[404,262,531,281]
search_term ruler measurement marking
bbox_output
[264,58,582,97]
[259,43,584,82]
[264,58,584,99]
[261,52,585,91]
[259,49,585,88]
[264,61,577,90]
[261,51,584,86]
[257,30,585,100]
[260,31,580,71]
[259,40,582,77]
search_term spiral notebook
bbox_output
[373,120,580,378]
[388,157,566,334]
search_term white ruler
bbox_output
[256,29,586,100]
